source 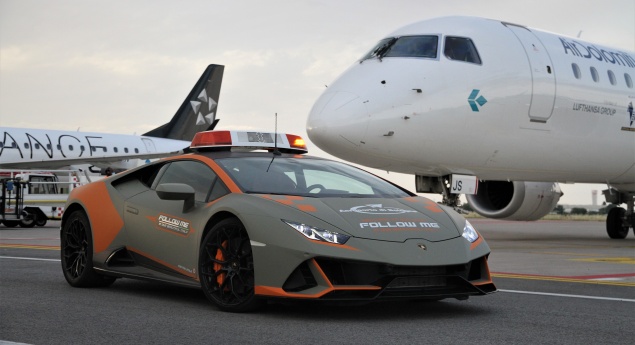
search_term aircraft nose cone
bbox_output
[307,91,363,153]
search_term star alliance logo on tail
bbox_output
[190,88,217,126]
[468,89,487,112]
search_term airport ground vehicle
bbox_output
[61,130,495,312]
[1,176,27,227]
[0,170,87,227]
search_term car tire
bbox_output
[61,210,116,287]
[606,207,629,239]
[199,217,262,312]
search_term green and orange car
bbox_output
[61,130,495,312]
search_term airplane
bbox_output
[0,64,224,172]
[306,16,635,239]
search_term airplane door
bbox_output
[504,23,556,123]
[141,138,156,153]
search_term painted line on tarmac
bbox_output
[0,243,59,250]
[0,256,60,262]
[492,272,635,287]
[2,237,59,240]
[571,257,635,265]
[499,289,635,303]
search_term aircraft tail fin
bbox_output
[143,64,224,141]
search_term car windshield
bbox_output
[215,157,412,198]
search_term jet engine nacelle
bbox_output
[466,181,562,221]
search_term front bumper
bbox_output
[255,255,496,301]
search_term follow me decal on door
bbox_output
[146,214,193,236]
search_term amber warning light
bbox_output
[191,130,308,154]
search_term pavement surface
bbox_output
[1,219,633,344]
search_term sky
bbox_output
[1,0,634,205]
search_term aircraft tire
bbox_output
[606,207,628,239]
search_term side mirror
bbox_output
[156,183,195,213]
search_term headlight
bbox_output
[283,220,350,245]
[462,220,479,243]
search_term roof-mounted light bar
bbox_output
[191,130,308,154]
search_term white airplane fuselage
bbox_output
[0,127,190,170]
[307,16,635,191]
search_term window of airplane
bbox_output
[608,70,616,86]
[134,148,139,153]
[24,143,29,149]
[56,144,61,150]
[80,145,85,152]
[590,67,599,82]
[444,37,481,64]
[114,147,119,153]
[69,145,74,151]
[360,35,438,60]
[571,63,581,79]
[124,147,129,153]
[35,144,40,149]
[46,144,51,150]
[625,73,633,88]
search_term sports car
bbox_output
[61,130,496,312]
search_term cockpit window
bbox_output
[361,35,438,61]
[444,36,481,64]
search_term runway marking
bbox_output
[499,289,635,303]
[567,272,635,279]
[571,257,635,265]
[0,255,60,262]
[492,272,635,287]
[532,250,635,257]
[0,238,59,240]
[0,243,60,250]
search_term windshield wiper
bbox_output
[374,37,397,61]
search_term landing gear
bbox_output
[603,189,634,240]
[415,175,460,208]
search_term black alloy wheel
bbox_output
[199,218,261,312]
[61,210,116,287]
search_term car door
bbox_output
[123,159,221,278]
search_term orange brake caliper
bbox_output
[214,240,228,288]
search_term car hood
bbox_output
[259,195,462,242]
